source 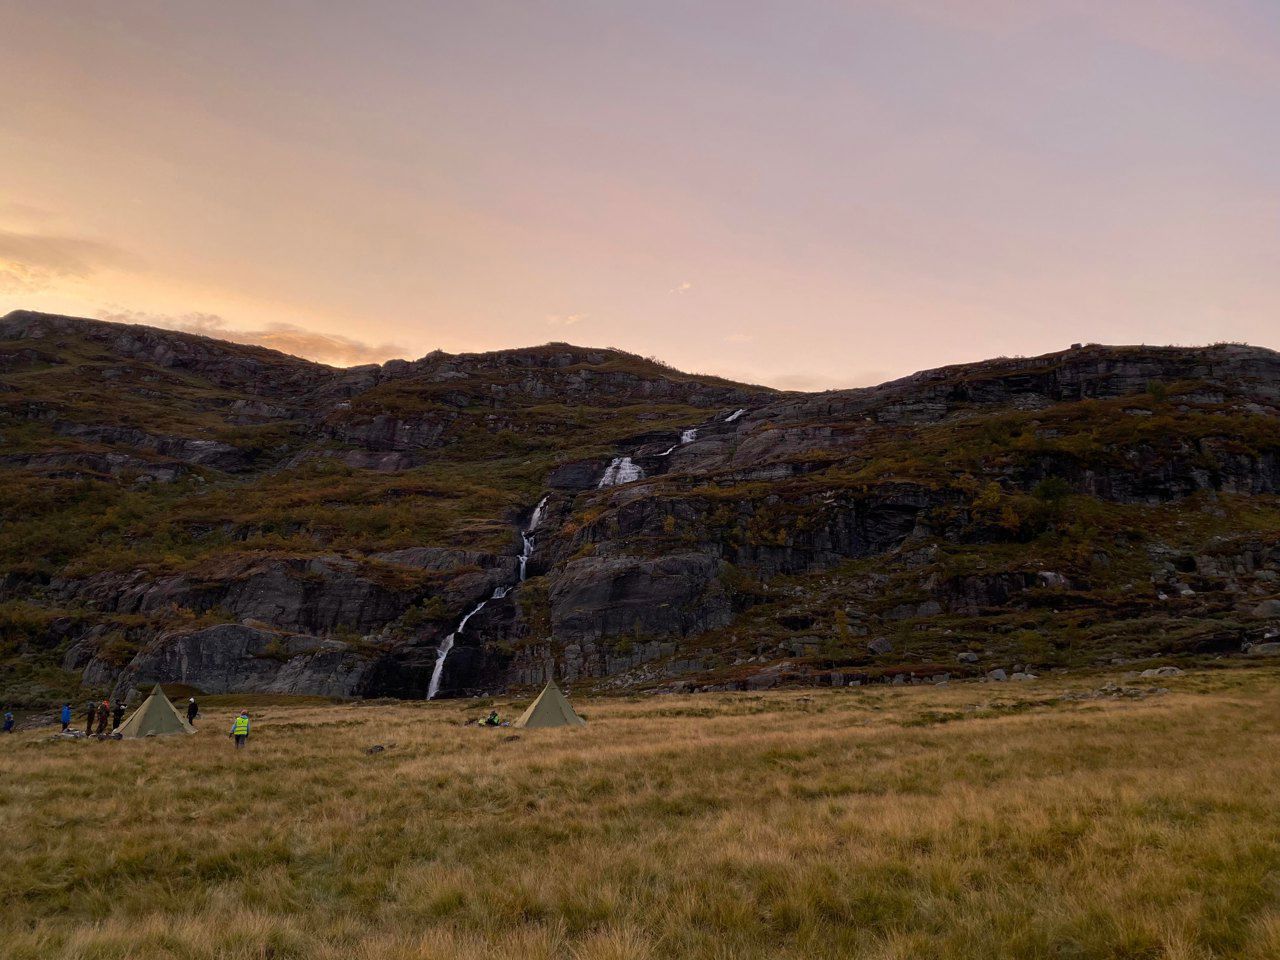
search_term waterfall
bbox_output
[518,495,549,581]
[527,495,549,534]
[597,456,643,487]
[725,408,745,422]
[660,427,699,457]
[427,497,548,699]
[426,595,491,700]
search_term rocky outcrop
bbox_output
[51,422,254,471]
[51,556,419,636]
[97,624,375,697]
[546,460,605,490]
[0,450,188,482]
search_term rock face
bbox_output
[3,311,1280,701]
[547,553,732,645]
[50,557,423,637]
[99,624,375,698]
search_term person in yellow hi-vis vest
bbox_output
[230,711,251,749]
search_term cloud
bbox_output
[0,261,61,294]
[670,281,694,293]
[546,313,587,326]
[725,333,755,343]
[97,309,405,366]
[0,228,135,293]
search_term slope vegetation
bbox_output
[2,310,1278,703]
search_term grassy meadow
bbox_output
[3,668,1280,959]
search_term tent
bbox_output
[513,681,586,729]
[115,684,196,738]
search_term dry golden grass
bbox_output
[4,668,1280,959]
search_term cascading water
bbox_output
[725,408,746,422]
[518,495,549,581]
[427,496,549,700]
[597,456,643,487]
[426,586,507,699]
[659,427,699,457]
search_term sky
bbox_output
[1,1,1277,390]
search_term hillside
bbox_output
[2,310,1279,704]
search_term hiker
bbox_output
[481,710,501,727]
[2,708,13,734]
[60,703,72,732]
[112,701,125,731]
[95,700,110,737]
[187,697,198,726]
[84,700,96,736]
[230,711,250,749]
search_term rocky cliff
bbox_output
[3,310,1279,704]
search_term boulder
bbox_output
[1252,599,1280,618]
[986,668,1008,682]
[746,664,784,690]
[956,651,980,664]
[867,636,893,656]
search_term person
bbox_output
[2,708,13,734]
[60,703,72,732]
[230,711,250,749]
[112,701,125,731]
[481,710,501,727]
[95,700,109,737]
[187,697,199,726]
[84,700,96,736]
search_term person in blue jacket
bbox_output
[60,703,72,732]
[2,708,14,734]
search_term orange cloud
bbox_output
[98,310,406,367]
[0,228,135,292]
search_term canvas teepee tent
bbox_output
[513,681,586,729]
[115,684,196,738]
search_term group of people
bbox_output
[1,693,251,747]
[55,696,202,737]
[67,699,128,736]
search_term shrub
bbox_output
[1033,476,1072,503]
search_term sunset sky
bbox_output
[1,1,1277,389]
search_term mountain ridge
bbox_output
[10,308,1278,397]
[3,310,1279,705]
